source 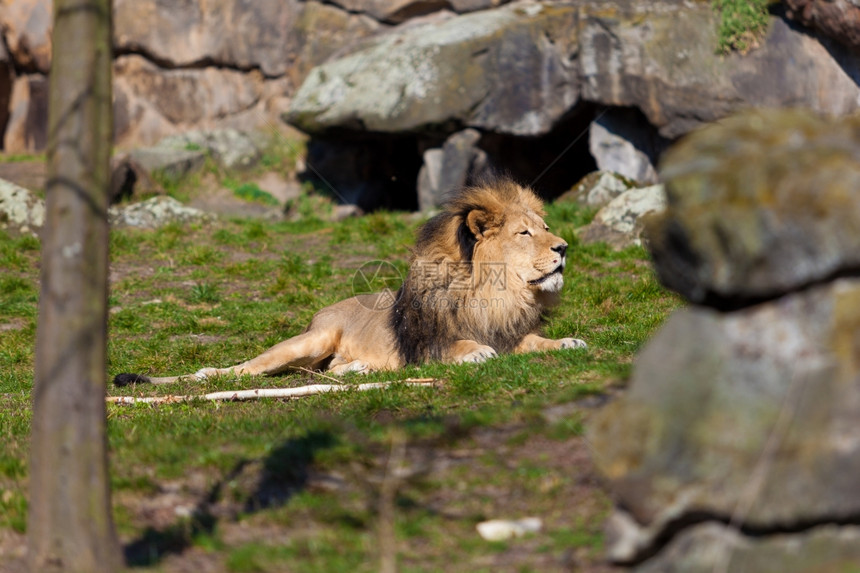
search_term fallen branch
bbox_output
[107,378,441,405]
[293,365,346,384]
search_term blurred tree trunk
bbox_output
[28,0,122,571]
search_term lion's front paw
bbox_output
[348,360,370,374]
[194,367,219,380]
[457,345,498,364]
[559,338,587,349]
[330,360,370,375]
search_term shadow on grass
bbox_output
[124,429,337,567]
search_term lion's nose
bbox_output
[552,243,568,258]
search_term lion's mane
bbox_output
[391,179,556,364]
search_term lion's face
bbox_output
[472,206,568,294]
[396,179,569,363]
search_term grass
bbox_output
[225,180,280,206]
[713,0,772,54]
[0,152,45,163]
[0,166,682,570]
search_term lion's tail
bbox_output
[112,373,190,386]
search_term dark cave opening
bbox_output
[299,103,670,212]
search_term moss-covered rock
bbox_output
[578,2,860,139]
[648,109,860,306]
[0,177,44,232]
[578,184,666,249]
[785,0,860,49]
[286,2,579,136]
[590,277,860,566]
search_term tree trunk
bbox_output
[28,0,122,571]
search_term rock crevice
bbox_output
[611,505,860,566]
[112,45,288,80]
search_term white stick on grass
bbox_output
[107,379,441,405]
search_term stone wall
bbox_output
[287,0,860,204]
[0,0,388,151]
[0,0,515,153]
[3,0,860,207]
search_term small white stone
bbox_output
[476,517,542,541]
[174,505,194,518]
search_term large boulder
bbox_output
[589,108,860,570]
[109,196,214,228]
[588,109,667,185]
[109,153,164,204]
[4,74,48,153]
[114,55,264,124]
[113,0,297,78]
[590,278,860,566]
[286,2,580,136]
[116,0,382,96]
[0,40,13,143]
[0,0,380,150]
[109,0,381,148]
[112,55,289,147]
[557,171,637,208]
[647,109,860,307]
[0,0,52,73]
[579,3,860,138]
[285,0,860,205]
[289,1,860,141]
[127,146,206,181]
[785,0,860,49]
[417,128,488,211]
[284,1,383,89]
[158,129,261,170]
[578,184,666,249]
[0,160,46,194]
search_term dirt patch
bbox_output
[109,262,158,287]
[108,403,620,573]
[0,318,27,332]
[0,528,26,573]
[188,174,284,221]
[168,333,227,344]
[0,162,46,194]
[253,172,302,204]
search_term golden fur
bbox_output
[113,178,586,386]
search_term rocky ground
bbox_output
[0,415,621,573]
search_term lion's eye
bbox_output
[519,230,532,236]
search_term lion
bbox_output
[113,178,586,386]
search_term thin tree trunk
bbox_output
[28,0,122,571]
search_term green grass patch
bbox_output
[0,190,680,571]
[257,131,306,177]
[713,0,772,54]
[284,186,335,222]
[0,152,45,163]
[225,179,280,206]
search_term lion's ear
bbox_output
[459,207,502,261]
[465,208,499,239]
